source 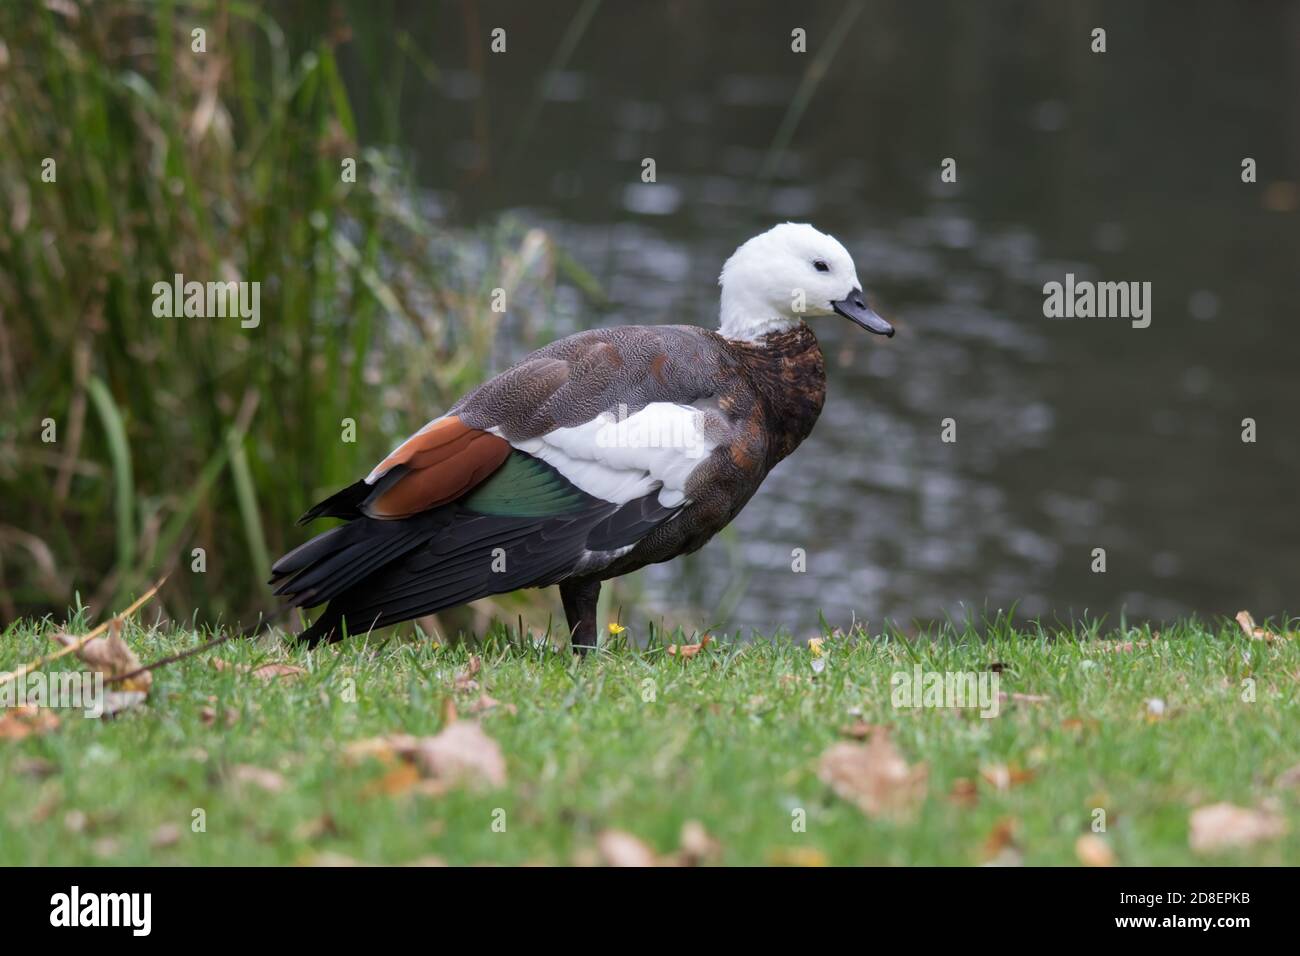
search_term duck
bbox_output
[270,223,894,650]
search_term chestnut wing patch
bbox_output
[362,415,511,519]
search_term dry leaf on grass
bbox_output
[292,815,339,842]
[454,655,481,691]
[54,623,151,694]
[667,635,713,658]
[817,730,927,819]
[345,721,506,794]
[51,622,150,717]
[767,846,828,867]
[1274,764,1300,790]
[1000,692,1050,704]
[981,817,1022,866]
[979,763,1036,792]
[229,764,286,793]
[1096,636,1160,654]
[949,777,979,806]
[150,823,182,849]
[1075,834,1117,867]
[673,820,723,866]
[200,702,240,728]
[361,762,422,798]
[15,756,57,778]
[838,720,887,740]
[1189,802,1287,853]
[0,705,60,740]
[597,830,658,867]
[466,694,517,716]
[411,721,506,788]
[587,821,721,867]
[211,658,306,681]
[304,851,369,867]
[1235,610,1295,643]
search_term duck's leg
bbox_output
[560,577,602,654]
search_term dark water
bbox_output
[336,1,1298,633]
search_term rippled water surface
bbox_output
[337,1,1299,632]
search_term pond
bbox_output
[335,1,1298,634]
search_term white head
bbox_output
[716,222,893,343]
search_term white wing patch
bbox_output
[505,402,716,508]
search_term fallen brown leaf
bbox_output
[597,829,658,867]
[1075,834,1116,867]
[674,820,722,866]
[454,655,482,690]
[199,704,240,728]
[229,764,286,793]
[979,763,1036,792]
[982,817,1020,864]
[0,706,60,740]
[817,730,927,819]
[361,762,421,798]
[413,721,505,788]
[250,662,307,681]
[949,777,979,807]
[1006,692,1050,704]
[1235,610,1294,643]
[292,815,339,842]
[1189,802,1287,853]
[838,720,884,740]
[767,847,828,867]
[667,635,713,658]
[211,658,306,681]
[14,756,57,778]
[1274,763,1300,790]
[151,823,182,849]
[1096,636,1160,654]
[54,621,152,694]
[466,694,517,716]
[100,690,148,718]
[304,851,369,867]
[345,721,506,792]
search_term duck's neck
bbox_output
[730,323,826,465]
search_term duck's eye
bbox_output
[813,259,830,273]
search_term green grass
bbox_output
[3,614,1298,865]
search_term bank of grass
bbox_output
[2,614,1298,865]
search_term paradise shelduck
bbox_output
[271,223,894,650]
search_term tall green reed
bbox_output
[0,0,571,628]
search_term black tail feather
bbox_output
[296,477,375,524]
[275,486,679,647]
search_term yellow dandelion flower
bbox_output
[808,637,825,658]
[608,622,627,636]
